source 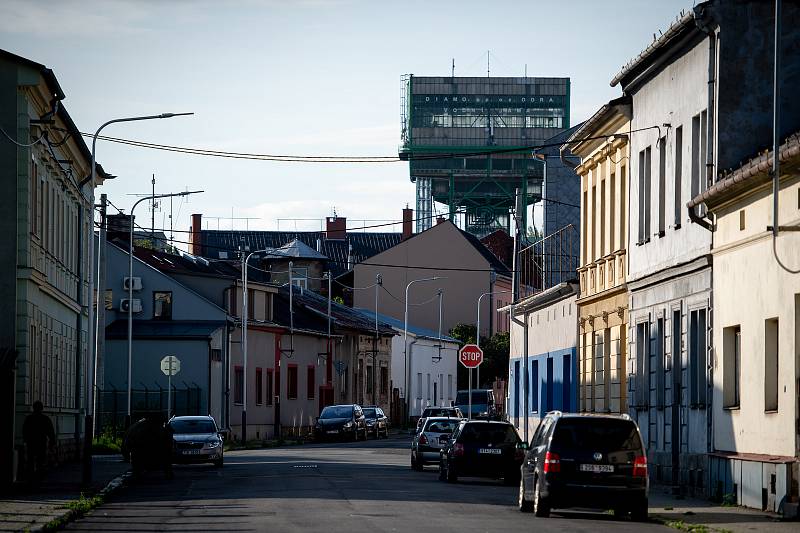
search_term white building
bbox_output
[688,133,800,513]
[366,312,459,420]
[507,282,579,445]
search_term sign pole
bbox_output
[468,368,472,421]
[168,371,172,418]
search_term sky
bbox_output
[1,0,694,240]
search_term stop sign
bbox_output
[459,344,484,368]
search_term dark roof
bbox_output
[199,230,402,277]
[280,286,395,337]
[354,309,459,343]
[265,239,328,260]
[131,245,273,285]
[106,320,225,339]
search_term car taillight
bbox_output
[633,455,648,477]
[543,451,560,473]
[419,434,428,445]
[453,443,464,457]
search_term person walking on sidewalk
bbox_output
[22,400,56,485]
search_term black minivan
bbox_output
[518,412,648,520]
[439,420,524,484]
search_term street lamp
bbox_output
[403,276,444,427]
[84,112,192,484]
[126,190,202,428]
[475,289,511,388]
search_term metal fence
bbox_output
[96,384,202,436]
[517,224,579,300]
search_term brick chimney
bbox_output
[402,207,413,240]
[326,216,346,240]
[190,213,202,255]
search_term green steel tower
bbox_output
[400,75,570,237]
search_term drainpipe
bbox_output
[689,5,716,232]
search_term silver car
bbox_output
[411,417,460,470]
[169,415,224,467]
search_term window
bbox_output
[610,172,616,252]
[546,358,554,412]
[700,110,708,190]
[658,137,666,236]
[594,331,605,412]
[307,365,316,400]
[600,177,606,256]
[255,367,263,405]
[674,126,683,227]
[291,266,308,290]
[266,369,274,406]
[638,150,647,243]
[416,373,422,400]
[104,289,113,310]
[620,165,627,246]
[645,147,652,239]
[247,288,255,320]
[529,359,539,413]
[426,373,431,402]
[447,374,453,400]
[211,349,222,362]
[689,308,707,407]
[672,309,682,405]
[366,365,373,395]
[765,318,778,411]
[691,114,701,200]
[655,317,665,409]
[591,182,597,259]
[635,322,650,409]
[582,189,588,263]
[234,366,243,404]
[380,366,388,396]
[287,364,298,399]
[723,326,741,408]
[153,291,172,319]
[562,352,571,412]
[739,210,746,231]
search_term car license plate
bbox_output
[478,448,502,455]
[182,450,201,455]
[327,430,338,434]
[580,464,614,473]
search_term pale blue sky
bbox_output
[1,0,693,238]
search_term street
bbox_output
[68,437,666,532]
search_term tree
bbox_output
[448,324,509,390]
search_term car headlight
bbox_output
[206,440,221,449]
[343,421,354,429]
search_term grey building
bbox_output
[1,49,110,483]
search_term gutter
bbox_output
[688,3,717,232]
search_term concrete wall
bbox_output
[354,222,494,335]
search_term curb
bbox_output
[30,469,131,533]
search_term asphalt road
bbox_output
[68,436,668,532]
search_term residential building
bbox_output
[613,0,800,496]
[688,133,800,512]
[507,281,579,444]
[364,311,459,421]
[0,49,110,483]
[568,96,631,415]
[100,242,229,431]
[353,220,512,339]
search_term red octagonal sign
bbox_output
[459,344,484,368]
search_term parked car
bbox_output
[411,417,460,470]
[313,404,368,441]
[518,412,648,520]
[415,406,464,433]
[438,420,523,484]
[454,389,500,420]
[169,415,224,468]
[124,414,174,477]
[363,406,389,439]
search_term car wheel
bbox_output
[446,463,458,483]
[412,454,423,471]
[438,461,447,481]
[533,476,550,518]
[612,507,628,519]
[630,498,648,522]
[518,475,533,512]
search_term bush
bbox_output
[92,427,122,455]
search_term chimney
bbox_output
[326,216,346,240]
[436,216,446,225]
[106,213,133,243]
[402,207,413,240]
[190,213,202,255]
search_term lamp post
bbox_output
[126,190,202,429]
[403,276,444,427]
[240,247,275,444]
[83,112,192,485]
[475,289,511,388]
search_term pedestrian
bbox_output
[22,400,56,485]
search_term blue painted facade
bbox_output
[508,347,578,431]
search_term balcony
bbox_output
[578,249,626,300]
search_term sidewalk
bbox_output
[0,455,129,532]
[649,485,795,532]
